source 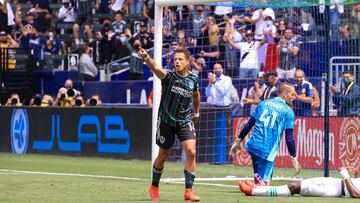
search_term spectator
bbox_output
[205,63,233,106]
[96,0,111,14]
[277,28,299,79]
[351,4,360,35]
[20,25,46,69]
[109,0,129,14]
[293,69,314,117]
[143,0,155,26]
[330,71,360,116]
[43,29,61,55]
[33,3,52,33]
[0,0,15,34]
[222,15,241,78]
[163,6,176,32]
[98,17,115,64]
[239,7,275,41]
[190,5,208,39]
[112,12,128,36]
[72,0,93,45]
[225,30,263,79]
[126,38,145,80]
[17,10,38,39]
[79,45,98,81]
[263,15,277,44]
[129,0,143,15]
[259,70,280,101]
[243,71,267,114]
[312,86,320,116]
[0,31,19,69]
[276,20,287,40]
[0,0,8,33]
[162,25,175,50]
[200,15,219,46]
[133,22,152,49]
[58,0,77,24]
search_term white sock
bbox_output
[253,185,291,197]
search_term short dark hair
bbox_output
[343,70,354,75]
[173,48,191,59]
[278,82,293,95]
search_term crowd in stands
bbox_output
[0,1,359,114]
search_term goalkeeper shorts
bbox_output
[156,121,196,149]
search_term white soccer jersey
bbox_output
[300,177,342,197]
[344,178,360,198]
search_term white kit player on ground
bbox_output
[239,166,360,198]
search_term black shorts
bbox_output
[156,120,196,149]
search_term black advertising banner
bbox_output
[0,107,152,160]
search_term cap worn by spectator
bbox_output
[62,0,70,3]
[267,70,278,77]
[140,22,147,27]
[258,71,265,78]
[0,31,6,35]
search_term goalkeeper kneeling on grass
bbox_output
[239,166,360,198]
[230,82,301,186]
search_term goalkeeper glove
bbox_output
[229,138,242,157]
[291,156,301,175]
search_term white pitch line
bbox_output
[0,169,147,181]
[0,169,301,189]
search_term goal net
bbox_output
[152,0,360,182]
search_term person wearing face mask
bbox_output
[330,71,360,116]
[263,16,277,44]
[292,69,314,117]
[243,72,268,114]
[205,63,233,106]
[225,30,264,79]
[277,28,299,79]
[126,39,147,80]
[259,70,280,101]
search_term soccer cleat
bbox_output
[254,173,266,186]
[184,188,200,202]
[239,181,254,196]
[149,185,160,201]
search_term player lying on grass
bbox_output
[239,166,360,198]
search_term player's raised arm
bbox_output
[340,167,360,198]
[137,46,166,79]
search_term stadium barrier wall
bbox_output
[0,106,152,159]
[233,117,360,170]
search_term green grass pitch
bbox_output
[0,153,357,203]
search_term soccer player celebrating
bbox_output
[137,47,201,202]
[239,166,360,198]
[230,82,301,185]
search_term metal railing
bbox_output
[321,56,360,114]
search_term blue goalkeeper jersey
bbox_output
[245,97,295,162]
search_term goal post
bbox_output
[150,0,360,181]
